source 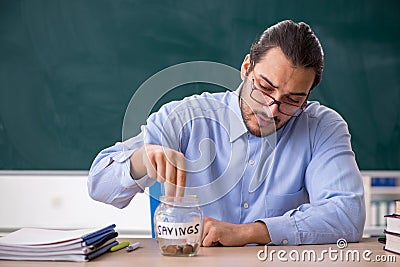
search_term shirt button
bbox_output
[249,159,255,165]
[243,202,249,209]
[282,239,288,245]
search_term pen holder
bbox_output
[154,195,203,256]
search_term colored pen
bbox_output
[110,241,130,252]
[125,241,141,252]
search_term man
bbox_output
[88,20,365,246]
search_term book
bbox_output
[385,214,400,235]
[0,224,117,262]
[383,200,400,255]
[384,230,400,255]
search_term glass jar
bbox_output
[154,195,203,256]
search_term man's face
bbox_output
[239,47,315,137]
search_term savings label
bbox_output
[156,222,201,239]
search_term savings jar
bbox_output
[154,195,203,256]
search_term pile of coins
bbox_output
[161,243,198,256]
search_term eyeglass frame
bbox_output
[248,77,309,117]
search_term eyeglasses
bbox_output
[249,78,305,117]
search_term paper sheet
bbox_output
[0,228,95,246]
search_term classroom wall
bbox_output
[1,0,400,171]
[1,1,399,235]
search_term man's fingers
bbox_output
[174,152,186,197]
[165,160,177,184]
[202,221,220,247]
[143,146,157,179]
[155,155,166,183]
[145,158,157,179]
[142,144,187,196]
[201,222,210,246]
[176,168,186,197]
[204,216,217,222]
[164,182,176,197]
[165,160,177,196]
[202,234,213,247]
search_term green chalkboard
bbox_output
[0,0,399,170]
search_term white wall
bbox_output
[2,170,400,238]
[0,171,152,237]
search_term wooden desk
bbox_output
[0,238,397,267]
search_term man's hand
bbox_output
[130,144,186,197]
[202,216,271,247]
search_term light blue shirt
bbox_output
[88,88,365,245]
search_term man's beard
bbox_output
[239,95,278,137]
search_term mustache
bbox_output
[254,110,279,123]
[239,96,279,124]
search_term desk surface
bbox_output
[0,238,398,267]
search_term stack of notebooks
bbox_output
[384,200,400,255]
[0,224,118,262]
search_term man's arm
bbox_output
[202,110,365,246]
[261,115,365,245]
[88,139,187,208]
[87,132,155,208]
[88,99,189,206]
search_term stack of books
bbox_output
[384,200,400,255]
[0,224,118,262]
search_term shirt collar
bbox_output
[227,84,248,143]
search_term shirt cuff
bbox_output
[114,148,155,191]
[260,214,301,245]
[112,145,136,163]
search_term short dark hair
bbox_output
[248,20,324,90]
